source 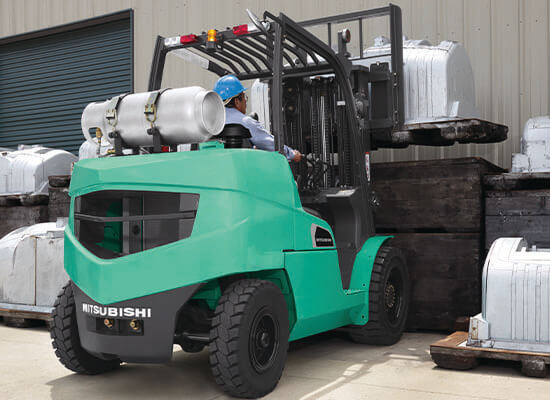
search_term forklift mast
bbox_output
[147,4,404,286]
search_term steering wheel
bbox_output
[246,9,269,34]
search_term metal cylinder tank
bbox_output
[81,87,225,147]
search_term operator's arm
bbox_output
[242,116,296,161]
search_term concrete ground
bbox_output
[0,323,548,400]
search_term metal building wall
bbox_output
[0,16,132,153]
[1,0,549,168]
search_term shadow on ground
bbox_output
[46,330,540,400]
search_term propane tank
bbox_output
[81,87,225,147]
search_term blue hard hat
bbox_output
[213,75,247,102]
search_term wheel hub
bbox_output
[384,265,406,326]
[249,311,279,373]
[385,284,396,309]
[260,332,271,348]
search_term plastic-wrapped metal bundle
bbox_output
[512,116,550,172]
[469,237,550,353]
[0,145,76,196]
[358,37,479,124]
[0,221,67,308]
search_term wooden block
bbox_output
[48,205,70,221]
[48,186,70,221]
[0,205,49,238]
[20,194,49,206]
[372,157,502,232]
[48,175,71,188]
[486,215,550,250]
[484,172,550,191]
[390,233,482,331]
[486,190,550,216]
[484,176,550,250]
[0,196,20,207]
[2,317,44,328]
[373,157,503,179]
[454,316,471,332]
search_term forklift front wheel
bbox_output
[349,245,410,345]
[209,279,289,398]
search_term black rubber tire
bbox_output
[179,338,205,353]
[349,245,410,345]
[209,279,289,399]
[50,281,121,374]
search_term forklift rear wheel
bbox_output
[179,338,205,353]
[50,281,121,374]
[349,245,409,345]
[209,279,289,398]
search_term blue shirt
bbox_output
[225,107,296,161]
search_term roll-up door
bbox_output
[0,12,133,153]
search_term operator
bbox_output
[214,75,302,162]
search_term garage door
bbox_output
[0,14,133,153]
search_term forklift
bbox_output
[51,5,412,398]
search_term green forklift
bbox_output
[51,5,411,398]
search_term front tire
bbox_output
[50,281,121,374]
[349,245,410,345]
[209,279,289,398]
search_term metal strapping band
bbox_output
[105,93,129,127]
[144,88,171,124]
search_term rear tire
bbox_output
[50,281,121,374]
[179,338,205,353]
[209,279,289,398]
[349,245,410,345]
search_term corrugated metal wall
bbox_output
[1,0,549,167]
[0,17,132,152]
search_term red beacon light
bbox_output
[180,34,198,45]
[232,24,249,35]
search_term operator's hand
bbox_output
[292,150,302,163]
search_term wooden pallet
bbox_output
[0,304,53,327]
[0,193,48,207]
[379,118,508,148]
[430,331,550,378]
[48,175,71,221]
